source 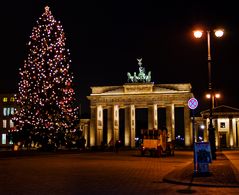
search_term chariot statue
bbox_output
[127,58,152,83]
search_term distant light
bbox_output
[206,93,220,99]
[215,93,221,98]
[200,124,205,129]
[214,29,224,37]
[194,29,224,39]
[193,30,203,38]
[206,94,211,99]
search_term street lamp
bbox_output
[206,92,221,108]
[194,29,224,160]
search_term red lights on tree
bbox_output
[12,6,79,148]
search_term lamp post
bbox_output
[206,93,221,108]
[194,29,224,160]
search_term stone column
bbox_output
[236,119,239,147]
[148,104,158,129]
[130,105,136,147]
[154,104,158,129]
[233,118,237,148]
[113,105,119,142]
[90,106,96,146]
[232,118,238,147]
[166,104,175,142]
[124,106,130,146]
[83,123,89,148]
[184,106,191,146]
[96,105,103,146]
[107,107,113,145]
[229,117,233,147]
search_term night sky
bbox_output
[1,1,239,116]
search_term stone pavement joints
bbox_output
[163,151,239,187]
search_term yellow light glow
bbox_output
[206,93,220,99]
[214,29,224,37]
[193,30,203,38]
[215,93,221,98]
[206,94,211,99]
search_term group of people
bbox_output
[108,138,121,153]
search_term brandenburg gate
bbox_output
[87,59,194,148]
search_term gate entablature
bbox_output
[88,83,193,106]
[87,82,194,148]
[87,58,194,148]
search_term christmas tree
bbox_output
[12,6,79,150]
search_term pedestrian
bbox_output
[115,140,121,153]
[109,138,114,152]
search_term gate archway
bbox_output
[87,83,194,148]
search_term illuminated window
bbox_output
[3,108,12,116]
[3,120,7,128]
[11,107,15,115]
[7,108,10,116]
[10,119,14,128]
[10,97,15,102]
[3,97,7,102]
[3,108,7,116]
[2,134,6,144]
[220,122,226,128]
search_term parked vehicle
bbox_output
[139,128,174,157]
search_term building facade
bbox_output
[195,105,239,149]
[0,93,16,147]
[87,83,194,148]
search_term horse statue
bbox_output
[138,67,146,82]
[127,72,134,82]
[133,72,139,82]
[126,58,152,83]
[145,71,151,82]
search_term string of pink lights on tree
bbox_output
[13,6,79,136]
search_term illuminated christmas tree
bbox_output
[13,6,79,149]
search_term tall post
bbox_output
[187,97,198,174]
[192,109,196,174]
[207,30,216,160]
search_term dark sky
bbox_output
[0,1,239,116]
